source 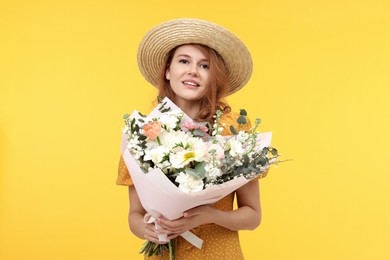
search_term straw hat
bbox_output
[137,18,253,96]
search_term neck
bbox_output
[174,98,201,120]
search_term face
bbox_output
[165,45,210,105]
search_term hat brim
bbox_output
[137,18,253,96]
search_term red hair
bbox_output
[157,44,231,123]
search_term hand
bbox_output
[156,205,215,237]
[143,222,170,244]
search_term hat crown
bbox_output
[137,18,253,95]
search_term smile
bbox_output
[182,81,200,87]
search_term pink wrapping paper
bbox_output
[121,98,272,246]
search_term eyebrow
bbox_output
[176,54,208,62]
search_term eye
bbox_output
[200,64,209,69]
[179,59,189,64]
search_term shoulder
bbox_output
[220,111,251,135]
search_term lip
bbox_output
[182,79,200,87]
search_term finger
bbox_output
[184,205,205,218]
[154,226,172,235]
[145,223,156,232]
[144,229,171,245]
[145,235,169,245]
[144,229,159,240]
[157,224,180,233]
[186,205,213,218]
[157,219,184,231]
[167,233,181,240]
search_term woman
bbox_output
[117,18,261,259]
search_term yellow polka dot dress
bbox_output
[117,112,252,259]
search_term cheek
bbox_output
[203,73,211,88]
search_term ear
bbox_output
[165,68,170,80]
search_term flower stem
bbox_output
[169,240,175,260]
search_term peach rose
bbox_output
[143,121,162,140]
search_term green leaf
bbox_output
[230,125,238,135]
[237,115,247,125]
[185,168,202,178]
[123,113,129,119]
[261,147,269,156]
[254,156,261,165]
[243,154,250,168]
[134,125,140,132]
[194,162,206,179]
[139,241,149,254]
[161,108,171,113]
[138,118,145,123]
[192,129,204,137]
[138,134,147,141]
[271,148,278,156]
[249,166,261,173]
[259,157,268,166]
[196,121,208,126]
[240,109,247,116]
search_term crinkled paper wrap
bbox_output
[121,98,272,249]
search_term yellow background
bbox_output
[1,0,389,259]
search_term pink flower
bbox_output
[182,121,208,133]
[143,121,162,140]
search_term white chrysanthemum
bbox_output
[144,146,169,165]
[175,172,204,193]
[227,139,245,157]
[159,130,190,151]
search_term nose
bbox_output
[188,64,198,76]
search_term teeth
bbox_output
[183,81,198,87]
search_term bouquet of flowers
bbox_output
[120,97,281,259]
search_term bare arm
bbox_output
[156,179,261,237]
[128,186,169,244]
[214,178,261,230]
